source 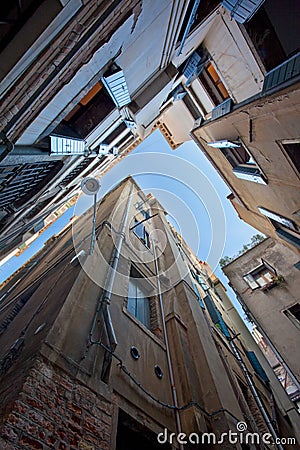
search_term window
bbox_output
[177,0,219,45]
[245,351,269,382]
[116,409,172,450]
[222,0,265,24]
[141,209,150,220]
[127,268,151,329]
[191,281,205,309]
[220,142,267,184]
[132,218,150,248]
[258,207,299,233]
[199,62,229,106]
[243,260,277,290]
[281,141,300,175]
[102,66,131,107]
[283,303,300,330]
[258,207,300,249]
[244,4,296,73]
[57,81,116,139]
[182,92,203,120]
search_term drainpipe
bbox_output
[89,194,97,255]
[229,338,285,450]
[98,181,134,350]
[152,237,184,450]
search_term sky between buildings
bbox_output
[0,130,257,320]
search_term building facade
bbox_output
[0,0,191,254]
[0,177,299,449]
[222,237,300,401]
[188,0,300,254]
[1,0,299,258]
[252,327,300,411]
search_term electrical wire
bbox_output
[89,338,241,423]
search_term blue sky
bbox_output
[97,130,257,268]
[77,130,257,319]
[0,130,257,320]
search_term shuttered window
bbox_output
[243,261,276,289]
[219,143,267,185]
[222,0,265,23]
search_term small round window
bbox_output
[130,346,140,360]
[154,365,163,379]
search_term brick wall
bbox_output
[0,357,112,450]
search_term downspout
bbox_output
[152,237,184,450]
[98,181,134,350]
[89,194,97,255]
[229,338,285,450]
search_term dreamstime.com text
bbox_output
[157,422,296,446]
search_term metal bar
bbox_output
[152,235,184,450]
[89,194,97,255]
[129,213,158,230]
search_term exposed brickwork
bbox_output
[0,357,112,450]
[244,391,269,436]
[0,0,141,142]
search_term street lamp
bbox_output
[80,177,101,255]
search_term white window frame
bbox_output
[243,260,276,290]
[258,207,299,232]
[222,139,267,184]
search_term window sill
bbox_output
[260,282,277,292]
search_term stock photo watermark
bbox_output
[157,422,296,446]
